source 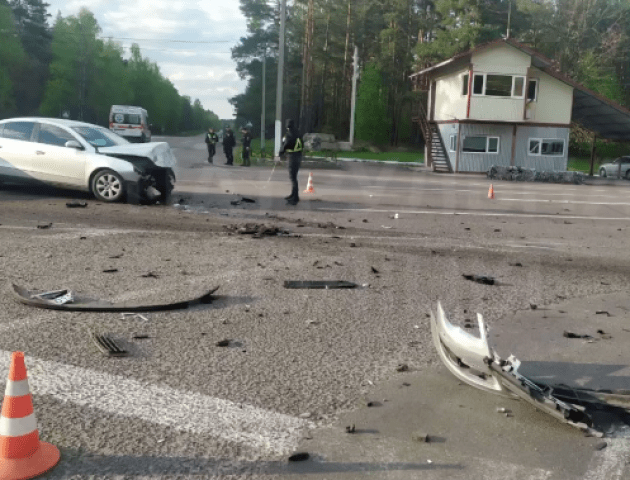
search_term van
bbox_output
[109,105,151,143]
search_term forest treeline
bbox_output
[230,0,630,146]
[0,0,221,133]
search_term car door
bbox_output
[33,123,87,186]
[0,121,37,181]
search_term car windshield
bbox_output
[72,126,129,147]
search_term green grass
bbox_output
[234,137,425,164]
[306,150,424,163]
[567,157,604,173]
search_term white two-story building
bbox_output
[411,38,630,173]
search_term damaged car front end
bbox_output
[99,142,176,205]
[430,302,619,437]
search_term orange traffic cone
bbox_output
[488,184,495,199]
[0,352,60,480]
[303,172,315,194]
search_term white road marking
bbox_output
[0,351,313,455]
[499,198,630,206]
[340,187,620,199]
[582,437,630,480]
[0,314,56,334]
[321,207,630,222]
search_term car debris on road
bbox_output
[66,200,88,208]
[92,333,128,357]
[563,331,593,339]
[11,283,218,312]
[430,301,630,437]
[462,274,496,285]
[224,223,294,238]
[284,280,359,289]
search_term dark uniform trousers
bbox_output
[288,151,302,200]
[224,144,234,164]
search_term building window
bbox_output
[513,77,525,97]
[528,138,564,156]
[473,74,484,95]
[449,134,457,152]
[486,75,513,97]
[527,79,538,101]
[462,136,500,154]
[471,74,526,98]
[462,74,469,96]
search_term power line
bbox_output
[99,36,234,44]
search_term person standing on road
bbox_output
[241,127,252,167]
[205,127,219,164]
[223,126,236,165]
[279,119,303,205]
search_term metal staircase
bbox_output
[413,100,453,173]
[428,124,452,173]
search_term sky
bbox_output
[45,0,249,119]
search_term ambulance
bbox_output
[109,105,152,143]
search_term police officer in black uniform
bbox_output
[223,126,236,165]
[205,127,219,164]
[279,119,303,205]
[241,127,252,167]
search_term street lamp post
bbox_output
[274,0,287,159]
[261,43,266,155]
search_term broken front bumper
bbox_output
[125,167,175,205]
[431,302,605,436]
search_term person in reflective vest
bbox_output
[279,119,303,205]
[205,127,219,164]
[241,127,252,167]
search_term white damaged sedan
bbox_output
[0,117,176,204]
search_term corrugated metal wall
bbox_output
[458,124,513,172]
[437,123,459,166]
[514,126,569,171]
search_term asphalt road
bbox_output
[1,133,630,479]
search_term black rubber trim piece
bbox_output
[11,284,219,312]
[284,281,358,289]
[92,334,128,357]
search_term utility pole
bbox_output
[349,46,358,146]
[261,43,266,154]
[506,0,512,39]
[274,0,287,158]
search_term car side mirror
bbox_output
[65,140,83,150]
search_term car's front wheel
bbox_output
[92,169,125,202]
[600,168,607,178]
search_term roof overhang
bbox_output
[411,39,630,142]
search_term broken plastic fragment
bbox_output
[431,301,606,437]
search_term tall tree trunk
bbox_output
[300,0,315,132]
[342,0,353,134]
[318,13,331,132]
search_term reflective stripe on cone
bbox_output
[0,352,60,479]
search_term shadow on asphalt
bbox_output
[520,360,630,391]
[0,182,91,202]
[171,191,368,215]
[46,449,465,477]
